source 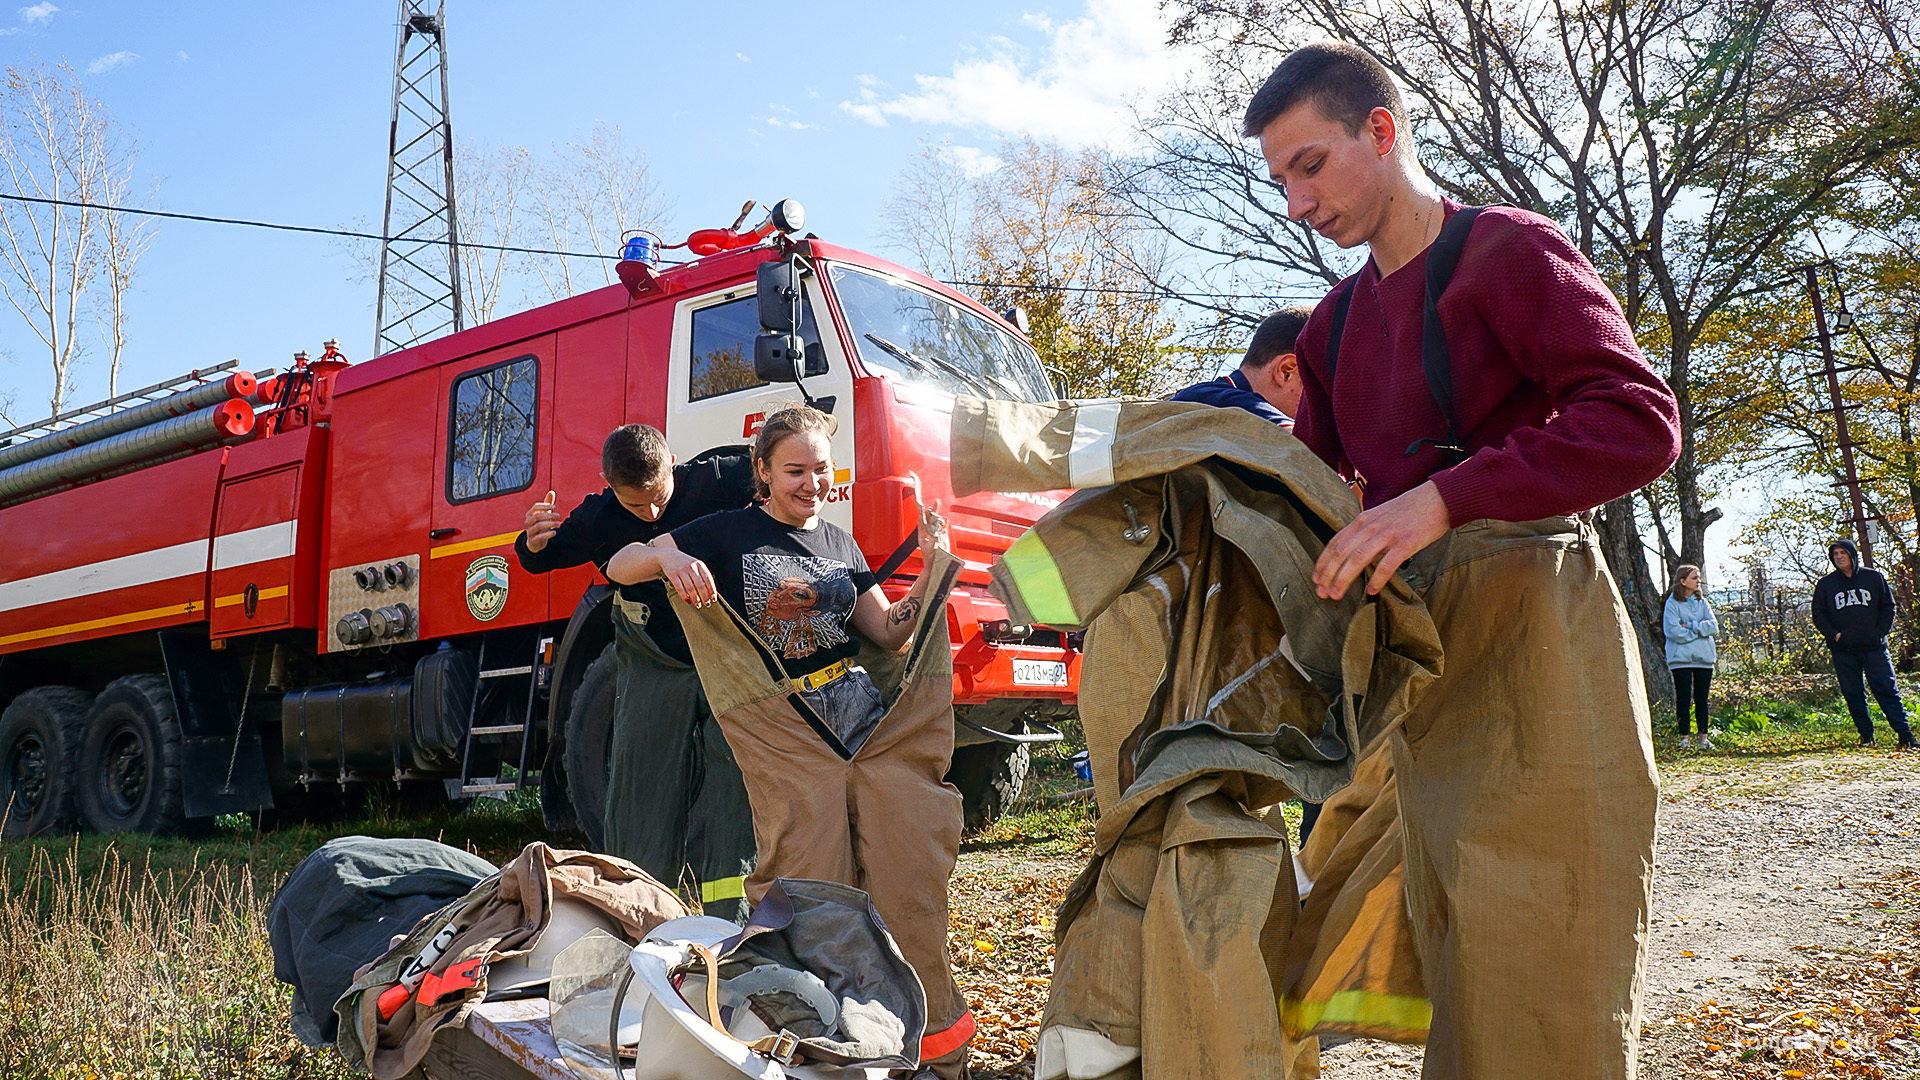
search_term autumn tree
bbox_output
[1120,0,1920,684]
[0,61,153,416]
[883,138,1188,397]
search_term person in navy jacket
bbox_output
[1812,538,1916,748]
[1171,305,1311,427]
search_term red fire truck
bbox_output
[0,202,1079,840]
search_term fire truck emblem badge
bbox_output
[464,555,510,621]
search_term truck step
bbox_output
[469,723,526,735]
[478,665,534,678]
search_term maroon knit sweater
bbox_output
[1293,201,1680,527]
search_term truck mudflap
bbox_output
[158,630,274,818]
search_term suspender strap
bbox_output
[1319,205,1491,468]
[1411,205,1486,463]
[1323,279,1356,390]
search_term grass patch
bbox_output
[0,791,557,1079]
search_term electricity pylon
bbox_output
[373,0,463,357]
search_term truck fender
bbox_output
[157,629,274,818]
[539,583,616,832]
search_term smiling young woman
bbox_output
[602,403,974,1076]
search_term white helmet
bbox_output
[488,896,624,995]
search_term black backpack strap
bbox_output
[1323,278,1357,390]
[1408,205,1488,464]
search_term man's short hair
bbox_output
[1242,41,1408,139]
[1242,306,1313,371]
[602,424,670,490]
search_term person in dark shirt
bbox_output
[1812,538,1915,748]
[514,425,756,662]
[514,423,759,917]
[1245,41,1679,1075]
[1170,305,1311,428]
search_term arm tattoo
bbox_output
[887,597,923,626]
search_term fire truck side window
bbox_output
[689,293,821,401]
[447,355,539,503]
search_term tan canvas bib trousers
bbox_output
[670,548,974,1079]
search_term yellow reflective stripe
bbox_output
[428,531,522,559]
[213,585,290,609]
[700,875,747,903]
[1001,530,1078,626]
[0,600,200,648]
[1280,990,1432,1039]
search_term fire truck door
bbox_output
[210,465,300,635]
[425,337,556,635]
[666,279,856,530]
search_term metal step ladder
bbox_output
[451,633,552,797]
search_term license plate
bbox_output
[1011,659,1068,687]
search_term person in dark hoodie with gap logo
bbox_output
[1811,538,1917,749]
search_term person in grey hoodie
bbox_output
[1663,564,1719,748]
[1812,538,1917,748]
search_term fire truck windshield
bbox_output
[828,265,1052,402]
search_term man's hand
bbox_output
[919,504,951,562]
[522,490,562,553]
[1314,481,1451,601]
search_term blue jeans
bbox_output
[798,666,887,755]
[1831,647,1914,743]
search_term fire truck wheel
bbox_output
[563,644,617,851]
[0,686,92,839]
[947,740,1031,832]
[75,675,186,836]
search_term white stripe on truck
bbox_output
[0,519,296,615]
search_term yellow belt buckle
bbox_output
[793,660,846,694]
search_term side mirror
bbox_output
[1045,364,1070,400]
[754,333,805,383]
[757,261,798,332]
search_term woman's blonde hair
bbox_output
[1669,563,1702,600]
[751,403,837,498]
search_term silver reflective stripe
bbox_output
[1067,402,1120,489]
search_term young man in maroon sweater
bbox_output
[1245,43,1680,1079]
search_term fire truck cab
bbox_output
[0,209,1080,841]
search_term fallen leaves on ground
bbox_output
[1644,870,1920,1078]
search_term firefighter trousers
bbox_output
[607,599,757,920]
[713,689,974,1080]
[1392,516,1656,1080]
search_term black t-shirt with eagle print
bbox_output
[670,507,879,678]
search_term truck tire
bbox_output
[75,675,186,836]
[0,686,92,838]
[564,644,617,851]
[947,740,1030,831]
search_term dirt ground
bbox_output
[949,748,1920,1079]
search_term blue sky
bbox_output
[0,0,1197,416]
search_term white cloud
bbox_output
[0,27,17,35]
[176,50,190,62]
[736,52,751,63]
[946,144,1003,178]
[766,116,811,130]
[17,3,56,25]
[87,50,140,75]
[835,0,1201,149]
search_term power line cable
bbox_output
[0,191,1329,302]
[0,191,615,260]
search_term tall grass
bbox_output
[0,841,354,1080]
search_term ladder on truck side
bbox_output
[450,633,553,797]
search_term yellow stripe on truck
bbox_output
[0,600,201,648]
[428,531,523,559]
[213,585,291,609]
